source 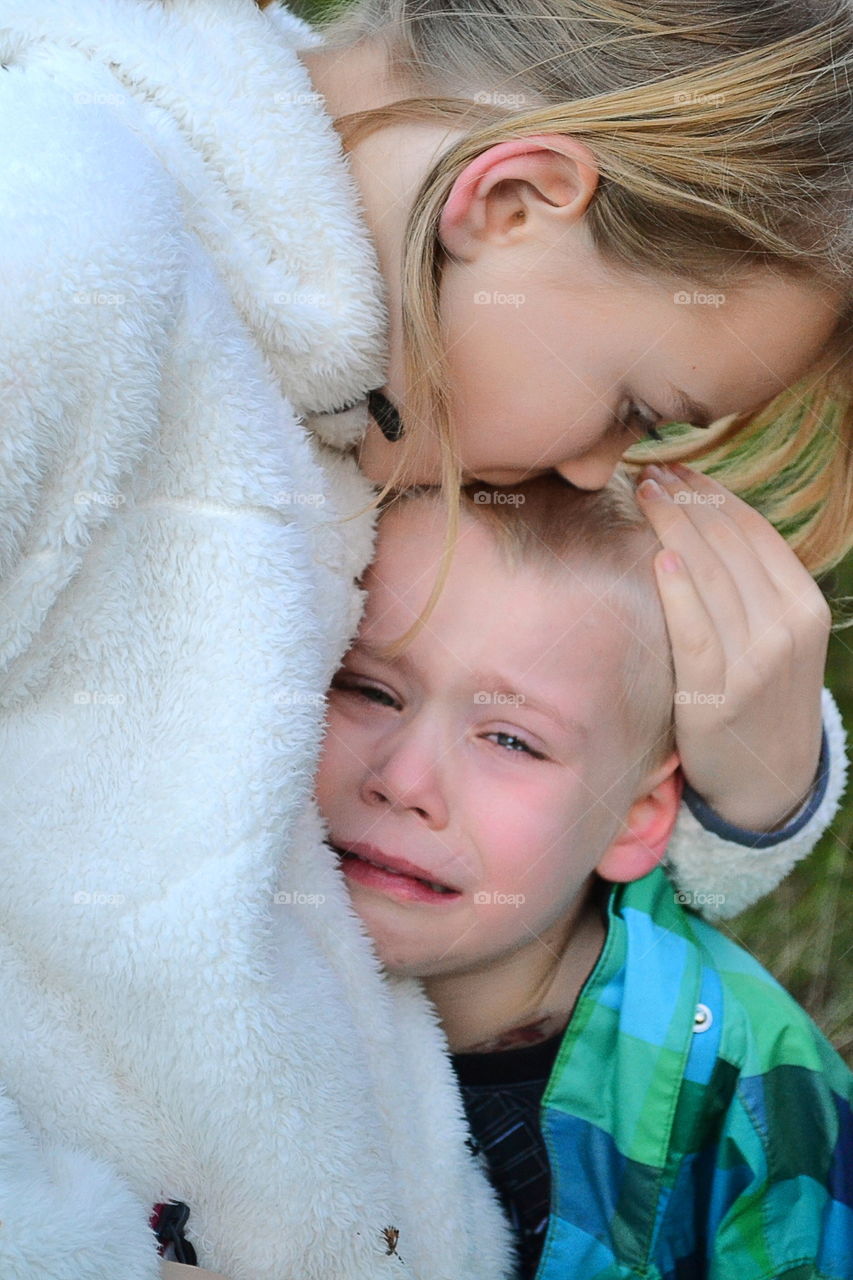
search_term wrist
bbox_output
[682,726,830,847]
[700,791,810,834]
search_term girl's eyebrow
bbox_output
[667,386,712,428]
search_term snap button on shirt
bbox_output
[693,1002,713,1032]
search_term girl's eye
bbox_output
[619,400,663,442]
[331,677,399,709]
[485,731,545,760]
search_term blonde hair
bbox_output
[384,471,677,778]
[295,0,852,636]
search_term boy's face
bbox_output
[315,499,676,978]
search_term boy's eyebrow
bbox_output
[348,643,589,746]
[470,669,590,746]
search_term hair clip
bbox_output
[368,389,404,442]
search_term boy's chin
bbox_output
[367,936,438,978]
[358,923,450,978]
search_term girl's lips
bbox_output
[331,840,463,904]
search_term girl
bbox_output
[0,1,849,1276]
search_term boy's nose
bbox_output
[361,731,449,829]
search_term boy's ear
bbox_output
[596,752,683,884]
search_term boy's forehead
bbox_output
[366,500,517,624]
[361,503,629,684]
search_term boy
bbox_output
[315,472,852,1280]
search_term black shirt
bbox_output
[451,1031,564,1280]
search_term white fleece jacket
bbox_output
[0,2,845,1278]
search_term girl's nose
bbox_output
[554,439,626,491]
[553,456,615,491]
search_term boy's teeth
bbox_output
[349,850,452,894]
[379,862,450,892]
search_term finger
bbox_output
[665,463,831,636]
[651,547,727,698]
[641,465,785,636]
[666,464,823,602]
[636,477,750,660]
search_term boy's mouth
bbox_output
[330,840,462,903]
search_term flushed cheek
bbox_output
[313,749,348,817]
[471,805,556,885]
[315,717,370,801]
[479,818,587,913]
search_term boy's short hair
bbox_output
[386,470,676,781]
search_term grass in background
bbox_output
[721,566,853,1064]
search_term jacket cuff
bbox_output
[682,727,830,848]
[665,687,848,918]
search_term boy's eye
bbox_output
[485,731,545,760]
[331,677,399,708]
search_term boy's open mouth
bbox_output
[330,841,462,901]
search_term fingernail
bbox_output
[638,477,670,502]
[644,464,668,484]
[660,551,682,572]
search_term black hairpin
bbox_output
[368,389,405,442]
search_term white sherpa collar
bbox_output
[1,0,389,441]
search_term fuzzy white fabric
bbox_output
[0,3,513,1277]
[668,686,848,918]
[0,2,844,1278]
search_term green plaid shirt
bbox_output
[535,866,852,1279]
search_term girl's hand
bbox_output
[636,462,831,832]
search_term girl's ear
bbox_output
[437,136,599,259]
[596,752,683,884]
